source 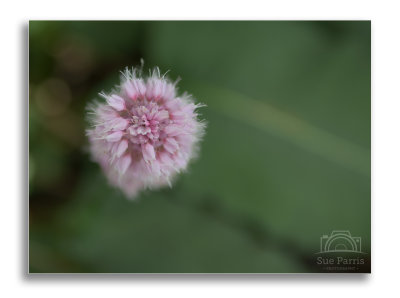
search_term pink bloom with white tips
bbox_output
[86,66,205,198]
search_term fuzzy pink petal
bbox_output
[163,137,179,154]
[116,139,128,158]
[107,94,125,111]
[106,131,123,142]
[112,118,130,131]
[142,143,156,162]
[165,124,183,136]
[119,155,132,175]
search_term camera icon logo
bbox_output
[319,230,362,253]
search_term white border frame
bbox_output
[2,0,400,297]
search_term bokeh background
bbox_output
[29,21,371,273]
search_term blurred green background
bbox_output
[29,21,371,273]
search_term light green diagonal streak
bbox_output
[190,82,370,176]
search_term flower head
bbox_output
[86,66,205,198]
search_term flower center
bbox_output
[127,103,168,146]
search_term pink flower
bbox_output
[86,67,205,199]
